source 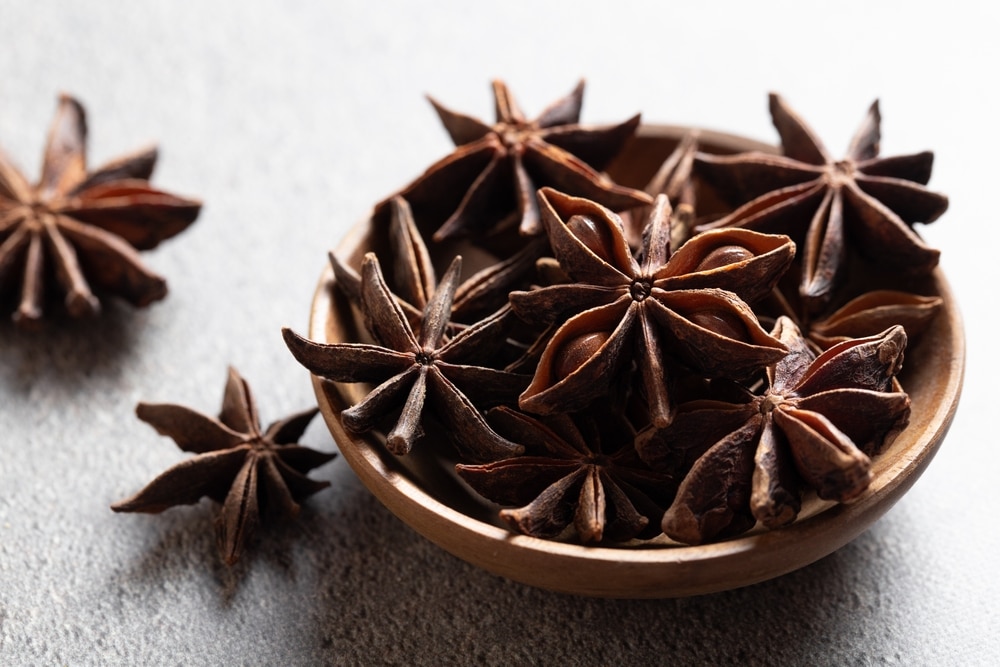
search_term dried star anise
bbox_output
[111,367,333,565]
[509,187,795,426]
[456,406,674,543]
[332,196,544,330]
[764,278,943,350]
[0,94,201,326]
[283,252,528,461]
[805,290,940,347]
[373,80,651,241]
[630,131,700,251]
[695,93,948,312]
[638,317,911,545]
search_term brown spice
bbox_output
[0,94,201,326]
[305,86,947,549]
[372,80,651,241]
[765,281,943,349]
[632,130,699,250]
[695,93,948,313]
[111,367,333,565]
[456,406,674,543]
[331,196,544,330]
[510,187,795,426]
[638,317,911,545]
[284,252,529,461]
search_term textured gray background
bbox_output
[1,1,996,664]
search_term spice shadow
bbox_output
[302,497,923,665]
[0,299,149,390]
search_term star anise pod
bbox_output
[111,367,333,565]
[456,406,674,543]
[695,93,949,312]
[629,131,699,251]
[509,188,795,427]
[638,317,911,545]
[331,196,544,330]
[373,80,651,241]
[283,252,528,461]
[806,290,941,348]
[765,278,942,349]
[0,94,201,326]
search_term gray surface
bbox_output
[1,1,997,664]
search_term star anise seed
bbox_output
[0,94,201,326]
[111,367,333,565]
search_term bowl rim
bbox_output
[306,124,966,598]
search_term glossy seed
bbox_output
[689,310,748,340]
[696,245,754,272]
[554,331,610,380]
[566,215,615,263]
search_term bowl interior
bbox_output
[307,125,965,597]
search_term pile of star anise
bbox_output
[284,81,947,546]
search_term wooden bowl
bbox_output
[306,125,965,598]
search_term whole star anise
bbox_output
[373,80,651,241]
[509,188,795,426]
[695,93,948,312]
[0,94,201,326]
[283,252,528,461]
[456,406,674,543]
[111,367,334,565]
[637,317,911,545]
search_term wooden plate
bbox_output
[306,125,965,598]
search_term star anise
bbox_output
[509,188,795,427]
[764,277,942,350]
[630,131,700,251]
[283,252,528,461]
[111,367,333,565]
[695,93,948,312]
[456,406,674,543]
[637,317,911,545]
[0,94,201,326]
[373,80,651,241]
[331,196,544,330]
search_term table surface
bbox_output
[2,2,997,664]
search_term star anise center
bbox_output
[9,196,50,225]
[245,434,271,453]
[494,121,537,148]
[415,349,435,365]
[584,453,613,468]
[759,392,788,415]
[20,208,45,231]
[629,278,653,302]
[828,159,856,185]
